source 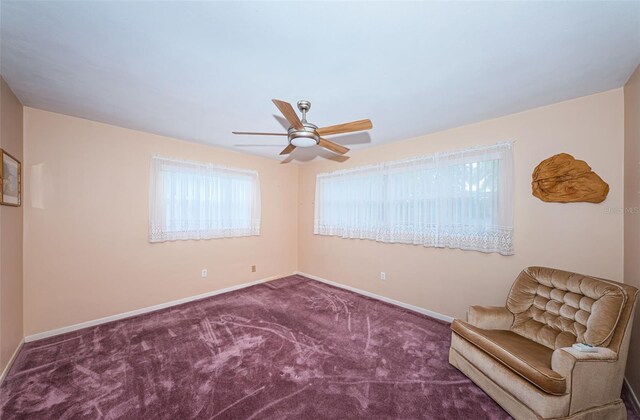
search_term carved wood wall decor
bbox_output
[531,153,609,203]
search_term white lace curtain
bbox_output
[149,156,261,243]
[314,142,514,255]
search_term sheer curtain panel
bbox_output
[314,142,514,255]
[149,156,261,243]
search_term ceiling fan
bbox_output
[233,99,373,157]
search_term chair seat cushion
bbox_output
[451,319,566,395]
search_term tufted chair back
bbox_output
[506,267,628,350]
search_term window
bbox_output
[314,142,514,255]
[149,156,260,242]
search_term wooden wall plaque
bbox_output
[532,153,609,203]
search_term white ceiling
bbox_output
[1,1,639,162]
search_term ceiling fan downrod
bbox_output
[297,100,311,123]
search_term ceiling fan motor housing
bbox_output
[288,122,319,147]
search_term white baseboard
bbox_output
[295,271,454,323]
[24,274,285,343]
[624,377,640,414]
[0,338,24,385]
[25,271,454,343]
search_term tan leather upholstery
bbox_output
[449,266,638,419]
[451,320,566,395]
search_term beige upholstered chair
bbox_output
[449,267,638,420]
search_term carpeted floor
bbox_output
[1,275,638,419]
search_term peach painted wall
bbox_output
[298,89,625,320]
[0,76,24,373]
[23,108,298,336]
[624,65,640,399]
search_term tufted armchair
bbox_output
[449,267,638,420]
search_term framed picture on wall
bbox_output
[1,149,21,206]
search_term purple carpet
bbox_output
[1,275,638,419]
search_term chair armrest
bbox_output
[467,306,514,330]
[552,347,618,367]
[551,347,621,414]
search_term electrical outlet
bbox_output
[201,269,208,278]
[380,272,386,281]
[251,265,256,273]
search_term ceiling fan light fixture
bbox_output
[290,136,318,148]
[289,129,319,148]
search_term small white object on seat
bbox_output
[572,343,598,353]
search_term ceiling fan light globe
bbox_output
[290,137,317,148]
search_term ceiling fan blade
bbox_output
[232,131,288,136]
[279,144,296,155]
[316,119,372,136]
[319,138,349,155]
[327,154,350,163]
[272,99,304,130]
